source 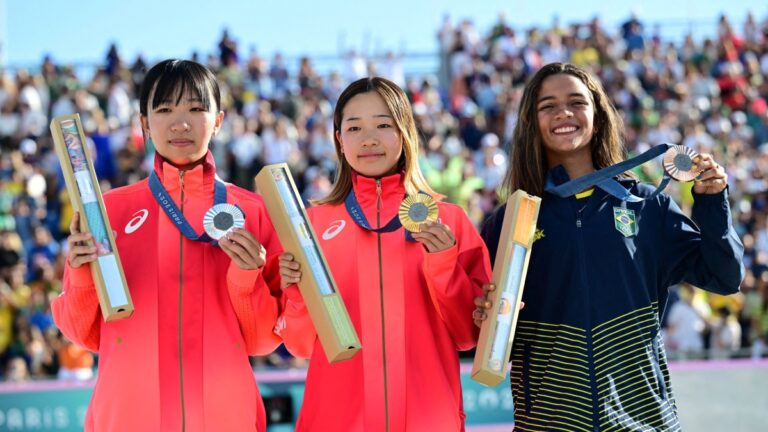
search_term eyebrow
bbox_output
[344,114,393,122]
[537,93,589,103]
[157,96,203,105]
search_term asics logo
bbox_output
[321,220,346,240]
[125,209,149,234]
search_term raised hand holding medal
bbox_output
[401,194,454,253]
[204,204,265,270]
[690,152,728,195]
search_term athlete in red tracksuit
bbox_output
[53,60,282,431]
[278,77,491,431]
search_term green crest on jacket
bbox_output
[613,207,638,237]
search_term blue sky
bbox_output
[1,0,764,68]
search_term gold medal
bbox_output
[203,203,245,240]
[398,194,438,233]
[663,145,702,182]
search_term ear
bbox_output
[212,111,225,136]
[335,130,343,153]
[140,115,150,134]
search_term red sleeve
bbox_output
[276,284,317,359]
[226,204,284,356]
[422,206,491,351]
[51,262,102,352]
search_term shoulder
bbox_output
[226,183,267,209]
[307,202,344,219]
[104,179,148,199]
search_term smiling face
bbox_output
[536,73,595,167]
[335,91,403,178]
[141,89,223,168]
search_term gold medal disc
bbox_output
[663,145,702,182]
[399,194,438,233]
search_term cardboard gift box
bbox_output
[255,163,361,362]
[51,114,134,321]
[471,190,541,386]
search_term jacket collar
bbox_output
[152,151,217,199]
[351,171,405,209]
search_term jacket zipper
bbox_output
[574,196,598,430]
[178,170,186,431]
[376,179,389,432]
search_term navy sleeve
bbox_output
[480,204,505,265]
[661,188,745,295]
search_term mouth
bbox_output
[358,153,385,160]
[552,125,579,135]
[169,139,195,146]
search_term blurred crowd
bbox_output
[0,11,767,381]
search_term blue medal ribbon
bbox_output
[344,187,426,241]
[545,143,675,202]
[149,170,227,244]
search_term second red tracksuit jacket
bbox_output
[279,172,491,432]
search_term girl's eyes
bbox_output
[537,100,589,111]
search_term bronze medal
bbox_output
[663,145,702,182]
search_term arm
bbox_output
[418,209,492,351]
[52,264,101,351]
[221,207,283,356]
[662,189,744,295]
[275,253,318,359]
[51,214,102,352]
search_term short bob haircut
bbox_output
[139,59,221,117]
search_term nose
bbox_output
[361,129,379,147]
[170,114,191,132]
[553,105,573,120]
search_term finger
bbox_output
[279,258,301,271]
[225,228,260,251]
[219,237,255,266]
[68,232,93,248]
[279,252,295,262]
[70,212,81,235]
[484,283,496,295]
[279,268,303,282]
[413,235,439,253]
[474,296,492,309]
[421,222,455,245]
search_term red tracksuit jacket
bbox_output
[279,172,491,432]
[52,153,282,431]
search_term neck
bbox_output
[548,151,594,180]
[166,156,206,172]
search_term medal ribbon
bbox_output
[545,143,676,202]
[345,188,432,241]
[149,170,227,244]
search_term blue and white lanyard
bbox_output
[149,170,227,244]
[545,143,675,202]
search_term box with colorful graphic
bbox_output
[472,190,541,386]
[50,114,134,321]
[255,163,361,362]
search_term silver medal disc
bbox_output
[203,203,245,240]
